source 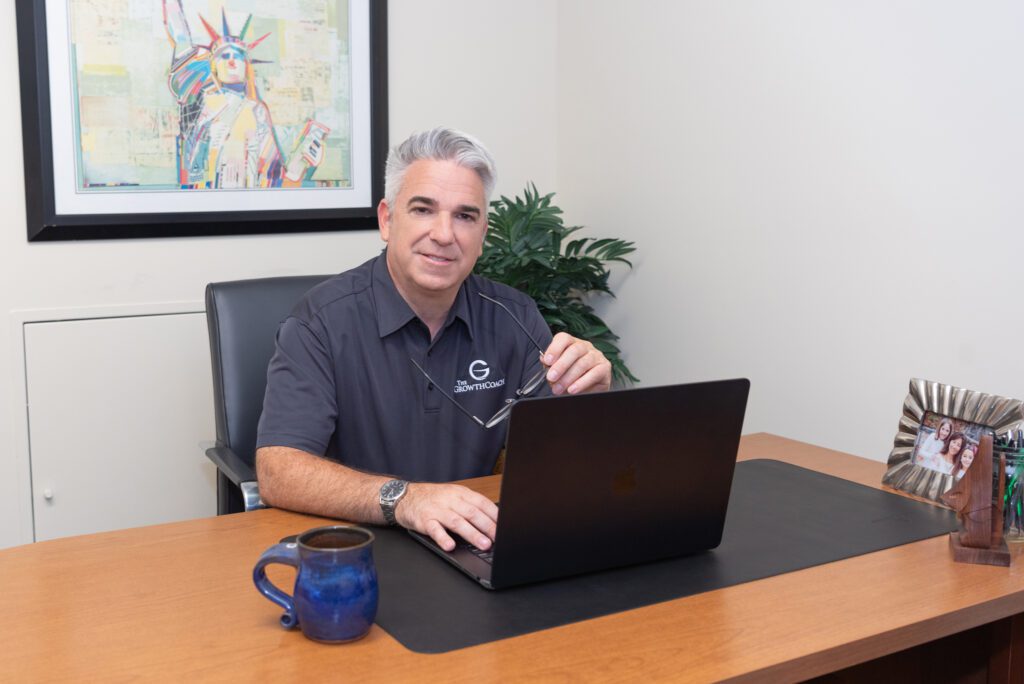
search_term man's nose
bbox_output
[430,213,455,244]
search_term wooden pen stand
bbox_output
[942,435,1011,567]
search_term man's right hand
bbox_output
[257,447,499,549]
[396,483,498,552]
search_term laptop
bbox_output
[409,378,750,589]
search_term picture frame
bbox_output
[16,0,388,241]
[882,378,1024,503]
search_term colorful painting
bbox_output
[71,0,350,191]
[16,0,386,240]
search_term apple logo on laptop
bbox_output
[612,465,638,495]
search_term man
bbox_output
[256,128,612,553]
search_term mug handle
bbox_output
[253,542,300,629]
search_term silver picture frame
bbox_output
[883,378,1024,503]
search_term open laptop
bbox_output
[409,378,750,589]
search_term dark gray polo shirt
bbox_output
[256,251,553,482]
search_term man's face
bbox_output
[214,45,247,84]
[379,159,487,305]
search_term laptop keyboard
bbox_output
[462,542,494,564]
[457,501,497,563]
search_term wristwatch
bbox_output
[379,479,409,526]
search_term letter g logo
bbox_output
[468,360,490,381]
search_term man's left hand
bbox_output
[542,332,612,395]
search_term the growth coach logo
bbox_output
[469,360,490,381]
[454,359,506,394]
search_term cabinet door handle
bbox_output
[42,488,54,501]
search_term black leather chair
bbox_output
[205,275,330,514]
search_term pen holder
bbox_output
[1000,449,1024,542]
[942,435,1010,566]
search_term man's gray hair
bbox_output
[383,127,497,210]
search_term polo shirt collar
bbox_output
[448,280,474,340]
[372,251,474,340]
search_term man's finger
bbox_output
[425,518,456,552]
[447,515,493,550]
[567,361,612,394]
[552,348,599,391]
[545,340,587,385]
[542,332,574,366]
[455,499,498,542]
[461,491,500,523]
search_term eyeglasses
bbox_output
[410,292,548,429]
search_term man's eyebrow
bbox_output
[406,196,438,207]
[405,196,481,218]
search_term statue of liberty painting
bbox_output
[161,1,327,189]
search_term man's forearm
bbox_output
[255,446,390,523]
[255,446,500,551]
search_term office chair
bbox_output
[205,275,330,515]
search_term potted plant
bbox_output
[475,184,638,384]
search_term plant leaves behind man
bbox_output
[475,183,638,384]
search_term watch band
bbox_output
[379,479,408,526]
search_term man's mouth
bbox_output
[421,254,455,264]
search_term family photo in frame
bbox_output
[910,411,989,480]
[883,378,1024,503]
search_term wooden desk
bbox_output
[3,433,1024,682]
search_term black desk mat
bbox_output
[373,458,957,653]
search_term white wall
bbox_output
[556,1,1024,461]
[0,0,557,549]
[6,0,1019,546]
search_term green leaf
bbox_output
[476,182,639,384]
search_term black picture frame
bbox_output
[16,1,388,241]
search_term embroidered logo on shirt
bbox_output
[454,359,506,394]
[468,360,491,381]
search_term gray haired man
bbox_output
[256,128,611,552]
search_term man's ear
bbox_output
[377,199,391,241]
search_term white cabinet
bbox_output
[24,313,217,541]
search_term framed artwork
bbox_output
[882,378,1024,503]
[16,0,388,241]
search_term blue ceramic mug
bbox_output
[253,525,378,643]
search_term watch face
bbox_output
[381,480,406,501]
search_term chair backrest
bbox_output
[205,275,331,467]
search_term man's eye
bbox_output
[410,206,430,214]
[456,213,476,221]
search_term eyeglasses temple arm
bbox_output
[477,292,546,353]
[409,357,485,427]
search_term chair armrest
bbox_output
[205,445,256,483]
[205,445,266,511]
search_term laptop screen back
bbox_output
[489,379,749,588]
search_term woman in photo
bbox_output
[915,418,953,470]
[937,432,967,476]
[952,442,977,480]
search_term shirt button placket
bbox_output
[423,353,442,412]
